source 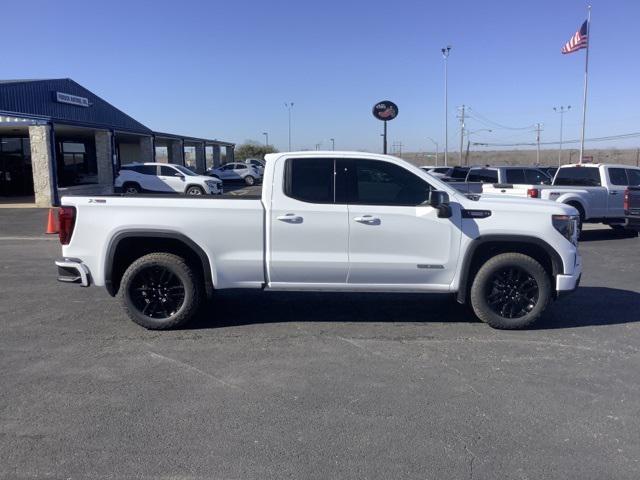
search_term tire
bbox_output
[244,175,255,186]
[470,253,552,330]
[119,253,201,329]
[186,186,204,195]
[123,183,141,195]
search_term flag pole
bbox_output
[578,5,591,164]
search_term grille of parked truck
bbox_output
[55,152,582,330]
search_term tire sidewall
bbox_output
[470,253,551,329]
[124,183,140,194]
[186,186,204,195]
[245,175,255,186]
[120,254,200,329]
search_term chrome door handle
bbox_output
[277,213,303,223]
[353,215,381,225]
[609,191,619,195]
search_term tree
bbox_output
[234,140,278,161]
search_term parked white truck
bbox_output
[483,163,640,231]
[55,152,582,330]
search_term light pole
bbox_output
[285,102,294,151]
[553,106,571,166]
[426,137,439,166]
[330,138,335,151]
[441,45,452,166]
[262,132,269,146]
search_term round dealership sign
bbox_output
[372,100,398,121]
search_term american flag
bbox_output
[561,20,588,54]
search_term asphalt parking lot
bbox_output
[1,210,639,480]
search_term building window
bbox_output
[57,141,98,187]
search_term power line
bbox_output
[466,107,534,131]
[472,131,640,147]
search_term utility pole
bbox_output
[457,104,466,165]
[554,106,571,166]
[330,138,335,151]
[465,140,471,165]
[636,148,639,167]
[262,132,269,146]
[441,46,452,166]
[534,123,543,165]
[392,141,403,158]
[285,102,294,151]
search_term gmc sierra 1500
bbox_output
[55,152,582,330]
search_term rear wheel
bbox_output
[470,253,551,330]
[123,183,141,194]
[244,175,255,186]
[119,253,201,329]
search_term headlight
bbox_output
[552,214,578,245]
[205,180,220,189]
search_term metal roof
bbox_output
[153,131,234,146]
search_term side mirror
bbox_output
[428,190,452,218]
[175,173,185,180]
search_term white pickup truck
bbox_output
[483,163,640,231]
[55,151,582,330]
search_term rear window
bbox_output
[627,169,640,186]
[285,158,334,203]
[524,169,551,185]
[608,168,628,186]
[467,169,498,183]
[432,167,450,174]
[554,167,601,186]
[450,167,468,179]
[505,169,526,184]
[126,165,157,175]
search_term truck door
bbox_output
[268,157,349,285]
[342,158,461,288]
[607,168,629,218]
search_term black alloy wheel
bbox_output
[129,265,186,319]
[485,266,539,319]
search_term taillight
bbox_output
[624,188,630,212]
[58,206,76,245]
[527,188,539,198]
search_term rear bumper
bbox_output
[624,215,640,230]
[55,259,90,287]
[555,253,582,296]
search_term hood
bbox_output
[198,174,221,183]
[471,193,578,215]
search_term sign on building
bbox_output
[55,92,90,108]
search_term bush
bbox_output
[235,141,278,161]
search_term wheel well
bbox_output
[565,200,585,218]
[457,239,560,304]
[105,234,214,299]
[186,184,204,192]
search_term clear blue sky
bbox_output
[3,0,639,152]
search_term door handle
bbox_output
[609,191,619,195]
[277,213,303,223]
[353,215,381,225]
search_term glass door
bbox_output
[0,137,33,197]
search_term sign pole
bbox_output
[579,5,591,164]
[383,121,387,154]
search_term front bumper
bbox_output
[55,259,91,287]
[555,252,582,296]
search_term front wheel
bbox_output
[244,175,255,186]
[470,253,551,329]
[119,253,201,329]
[186,186,204,195]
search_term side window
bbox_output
[135,165,158,175]
[505,169,526,184]
[222,164,233,170]
[525,169,551,185]
[348,159,431,206]
[159,166,178,176]
[284,158,334,203]
[450,167,468,179]
[626,169,640,186]
[608,168,628,186]
[468,169,498,183]
[233,164,246,170]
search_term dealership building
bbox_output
[0,78,234,206]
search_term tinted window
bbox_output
[525,169,551,185]
[285,158,334,203]
[554,167,601,186]
[467,169,498,183]
[505,169,526,184]
[608,168,628,186]
[233,164,246,170]
[432,167,450,174]
[450,167,468,179]
[347,159,431,206]
[134,165,158,175]
[627,169,640,186]
[159,166,178,176]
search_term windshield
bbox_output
[173,165,197,176]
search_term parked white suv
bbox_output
[208,162,261,186]
[245,158,266,176]
[115,163,223,195]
